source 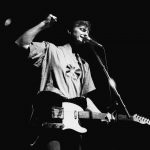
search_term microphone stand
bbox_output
[90,40,131,118]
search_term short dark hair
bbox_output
[67,20,91,33]
[73,20,91,31]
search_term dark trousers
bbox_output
[32,129,82,150]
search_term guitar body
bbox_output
[40,101,108,133]
[62,102,87,133]
[30,92,88,133]
[31,102,87,133]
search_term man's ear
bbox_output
[67,30,71,35]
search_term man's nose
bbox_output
[83,34,88,38]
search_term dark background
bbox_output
[1,1,150,150]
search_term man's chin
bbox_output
[71,37,84,45]
[76,39,85,45]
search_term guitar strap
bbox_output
[35,91,87,108]
[64,97,87,110]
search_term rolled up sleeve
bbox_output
[28,41,47,67]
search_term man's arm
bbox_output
[15,14,57,49]
[86,97,102,113]
[86,97,113,122]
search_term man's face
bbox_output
[72,25,89,43]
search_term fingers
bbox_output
[46,14,57,22]
[102,113,113,123]
[107,113,111,122]
[42,14,57,29]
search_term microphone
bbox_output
[81,35,103,47]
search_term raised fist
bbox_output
[43,14,57,29]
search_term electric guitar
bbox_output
[40,102,150,133]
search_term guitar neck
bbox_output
[117,114,150,125]
[79,111,107,120]
[117,114,133,121]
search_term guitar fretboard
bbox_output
[78,111,107,120]
[117,114,133,121]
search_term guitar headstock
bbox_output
[132,114,150,126]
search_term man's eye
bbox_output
[80,28,87,32]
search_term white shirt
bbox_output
[29,41,96,99]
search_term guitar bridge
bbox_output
[51,107,64,119]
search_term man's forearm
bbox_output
[86,97,102,113]
[15,14,57,48]
[15,21,46,47]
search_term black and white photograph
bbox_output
[2,1,150,150]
